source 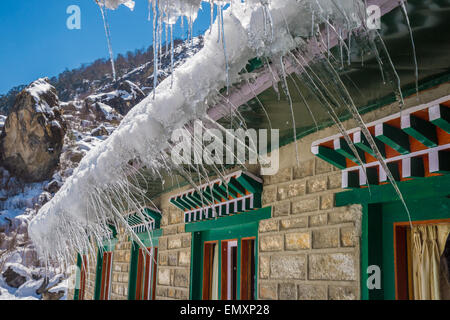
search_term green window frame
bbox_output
[187,206,271,300]
[336,174,450,300]
[73,253,87,301]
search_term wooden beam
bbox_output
[360,167,379,186]
[375,123,410,155]
[342,170,360,189]
[429,104,450,134]
[402,156,425,178]
[334,138,366,164]
[311,145,347,169]
[429,150,450,173]
[353,130,386,158]
[380,162,401,182]
[401,114,438,147]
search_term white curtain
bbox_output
[412,225,441,300]
[211,244,219,300]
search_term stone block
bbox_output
[329,286,357,300]
[179,250,191,267]
[158,268,171,286]
[292,197,318,214]
[259,219,279,233]
[260,255,270,279]
[280,216,308,230]
[309,253,357,281]
[270,255,306,279]
[279,283,297,300]
[174,269,189,288]
[263,186,277,205]
[259,283,277,300]
[307,177,328,194]
[297,284,327,300]
[309,214,327,226]
[260,235,283,252]
[320,194,334,210]
[312,228,339,249]
[273,201,290,217]
[285,232,310,250]
[277,180,306,200]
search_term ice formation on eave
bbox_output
[29,0,409,263]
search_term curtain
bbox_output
[211,244,219,300]
[412,225,441,300]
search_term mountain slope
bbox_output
[0,37,203,300]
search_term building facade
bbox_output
[68,81,450,301]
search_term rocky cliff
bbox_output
[0,79,66,182]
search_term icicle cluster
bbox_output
[30,0,415,265]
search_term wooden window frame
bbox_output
[100,252,113,300]
[79,255,87,300]
[135,247,158,300]
[240,237,256,300]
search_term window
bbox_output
[135,247,158,300]
[200,237,256,300]
[189,207,270,300]
[221,240,238,300]
[240,238,256,300]
[100,252,113,300]
[75,254,87,300]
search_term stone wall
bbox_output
[109,230,131,300]
[155,187,192,300]
[259,150,362,300]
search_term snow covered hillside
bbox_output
[0,37,203,300]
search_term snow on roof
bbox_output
[29,0,366,261]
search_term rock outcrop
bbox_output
[86,80,145,115]
[2,267,26,289]
[0,78,67,182]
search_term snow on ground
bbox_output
[29,0,365,261]
[0,115,6,129]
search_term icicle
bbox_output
[279,56,299,165]
[347,29,352,66]
[152,0,158,99]
[170,23,174,88]
[373,30,404,106]
[220,4,229,92]
[165,19,169,57]
[339,28,344,69]
[400,0,419,99]
[210,0,214,34]
[326,14,330,58]
[98,0,117,82]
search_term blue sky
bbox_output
[0,0,213,94]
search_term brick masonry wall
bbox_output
[155,188,192,300]
[259,153,362,300]
[109,230,131,300]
